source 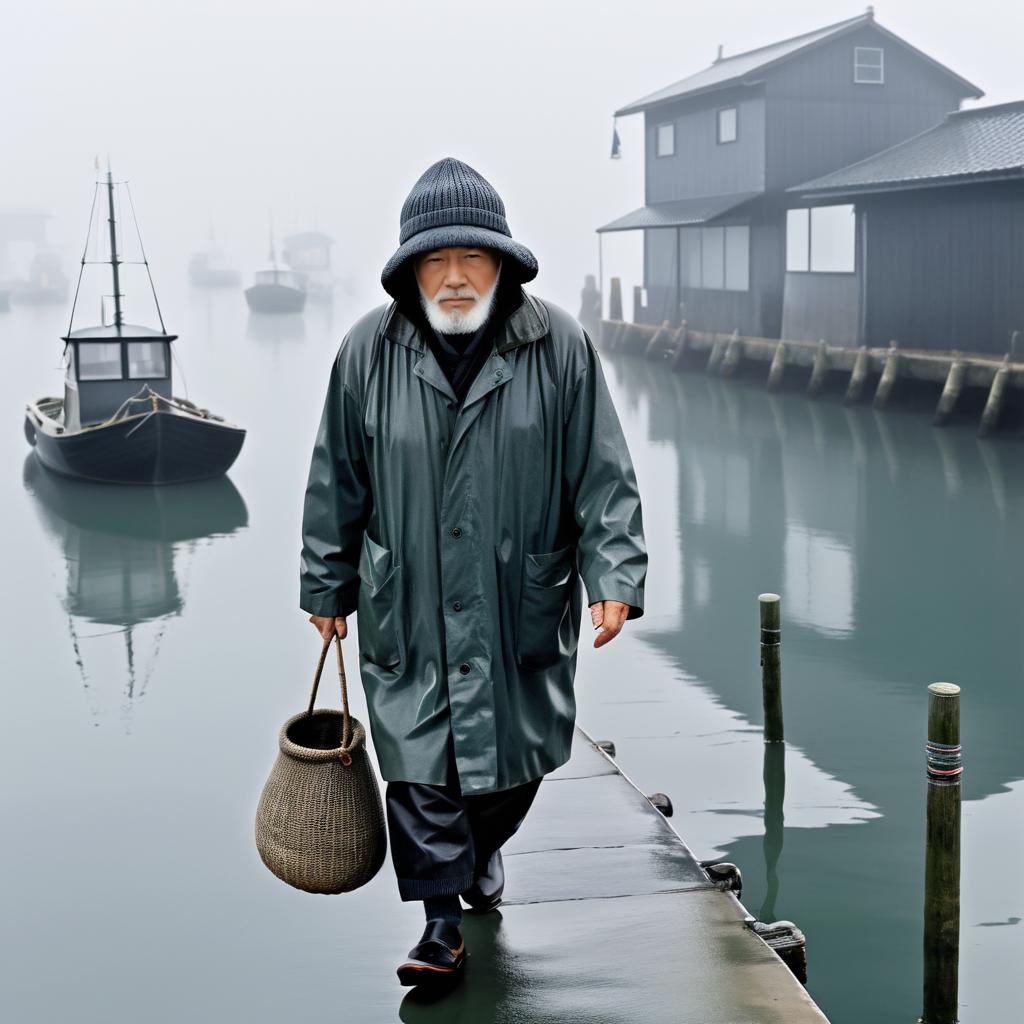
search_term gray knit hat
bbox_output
[381,157,538,297]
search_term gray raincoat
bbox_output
[299,292,647,794]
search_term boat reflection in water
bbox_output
[24,457,248,721]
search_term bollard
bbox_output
[647,792,674,817]
[922,682,962,1024]
[844,345,870,404]
[608,277,623,322]
[700,861,743,896]
[933,354,966,426]
[873,341,900,409]
[978,355,1010,437]
[759,594,783,743]
[807,340,829,397]
[767,341,788,391]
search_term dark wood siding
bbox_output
[764,25,967,191]
[781,272,861,345]
[644,86,766,204]
[862,182,1024,354]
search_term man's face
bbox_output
[415,247,501,334]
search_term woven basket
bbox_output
[255,635,387,894]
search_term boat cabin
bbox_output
[62,324,176,430]
[252,266,307,291]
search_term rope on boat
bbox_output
[93,383,224,430]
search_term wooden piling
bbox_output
[978,354,1010,437]
[1011,330,1022,359]
[807,340,829,397]
[720,329,743,378]
[922,682,962,1024]
[669,321,689,371]
[759,594,783,744]
[707,334,727,374]
[645,320,669,360]
[608,277,623,322]
[632,286,644,323]
[844,346,870,404]
[873,342,900,409]
[933,353,966,426]
[767,342,788,392]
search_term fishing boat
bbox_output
[244,220,307,313]
[282,230,335,302]
[188,245,242,288]
[23,167,246,485]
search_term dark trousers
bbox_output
[386,749,543,901]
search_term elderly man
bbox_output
[299,157,647,987]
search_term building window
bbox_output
[678,225,750,292]
[786,205,856,273]
[127,341,169,379]
[77,342,123,381]
[656,122,675,157]
[854,46,884,84]
[717,107,738,144]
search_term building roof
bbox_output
[792,100,1024,196]
[65,324,175,340]
[597,192,761,233]
[615,11,982,116]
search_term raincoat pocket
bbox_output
[516,544,577,670]
[357,533,403,669]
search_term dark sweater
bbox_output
[427,322,494,406]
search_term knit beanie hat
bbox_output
[381,157,538,298]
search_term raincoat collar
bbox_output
[384,290,549,355]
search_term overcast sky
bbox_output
[2,0,1020,314]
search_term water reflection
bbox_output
[245,312,307,344]
[600,353,1024,1023]
[23,456,248,719]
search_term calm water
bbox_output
[1,285,1020,1022]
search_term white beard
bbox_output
[418,267,501,334]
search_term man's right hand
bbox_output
[309,614,348,641]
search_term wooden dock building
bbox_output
[786,101,1024,354]
[599,10,981,341]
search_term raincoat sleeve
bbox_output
[563,333,647,620]
[298,340,372,619]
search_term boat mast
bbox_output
[106,167,123,334]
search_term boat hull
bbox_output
[26,407,246,485]
[244,283,306,314]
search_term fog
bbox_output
[1,0,1020,317]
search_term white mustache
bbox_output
[433,286,480,301]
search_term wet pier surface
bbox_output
[437,728,829,1024]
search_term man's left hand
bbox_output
[589,600,631,649]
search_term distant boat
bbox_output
[188,240,241,288]
[12,251,69,305]
[23,167,246,485]
[283,230,335,302]
[245,218,307,313]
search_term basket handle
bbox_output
[306,633,354,765]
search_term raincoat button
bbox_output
[495,369,503,379]
[451,527,462,538]
[453,600,463,611]
[459,662,471,675]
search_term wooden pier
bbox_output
[431,727,830,1022]
[600,318,1024,435]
